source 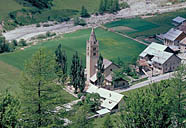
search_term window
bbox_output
[93,53,96,56]
[93,47,96,51]
[110,69,112,71]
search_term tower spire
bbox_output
[89,27,97,43]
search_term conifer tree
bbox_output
[80,6,90,18]
[0,90,20,128]
[171,64,186,127]
[20,48,64,127]
[97,54,104,87]
[99,0,104,14]
[55,44,67,84]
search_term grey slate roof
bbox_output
[163,28,183,41]
[103,59,112,69]
[180,37,186,45]
[172,16,186,24]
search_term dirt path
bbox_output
[2,2,186,41]
[101,25,149,46]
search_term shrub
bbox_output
[19,39,27,46]
[120,2,130,9]
[43,24,50,27]
[36,23,41,27]
[12,40,18,46]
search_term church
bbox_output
[85,28,129,90]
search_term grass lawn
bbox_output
[0,0,25,21]
[0,28,146,71]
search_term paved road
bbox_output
[115,72,174,93]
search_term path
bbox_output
[101,25,149,46]
[115,72,174,93]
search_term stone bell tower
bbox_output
[86,28,99,82]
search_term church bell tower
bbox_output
[86,28,99,82]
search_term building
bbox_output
[139,42,181,74]
[163,28,186,46]
[178,21,186,34]
[180,37,186,53]
[86,83,124,115]
[172,16,186,26]
[86,28,129,89]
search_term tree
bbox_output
[19,39,27,46]
[55,44,67,84]
[99,0,104,14]
[80,6,90,18]
[70,52,85,93]
[103,114,113,128]
[171,64,186,128]
[0,90,20,128]
[118,81,174,128]
[20,48,64,127]
[0,36,8,53]
[71,105,93,128]
[97,54,104,87]
[84,93,101,112]
[26,0,53,9]
[12,40,18,46]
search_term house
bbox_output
[178,22,186,34]
[86,83,124,115]
[180,37,186,53]
[86,28,129,89]
[139,42,181,74]
[163,28,186,46]
[172,16,186,26]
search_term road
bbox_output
[115,72,174,93]
[3,2,186,41]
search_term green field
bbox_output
[0,28,146,94]
[0,0,24,21]
[105,9,186,38]
[53,0,100,13]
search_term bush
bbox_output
[120,2,130,9]
[74,17,86,26]
[36,23,41,27]
[43,24,50,27]
[19,39,27,46]
[12,40,18,46]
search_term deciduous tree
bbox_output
[55,44,67,84]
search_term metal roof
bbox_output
[163,28,183,41]
[151,52,173,64]
[96,109,110,115]
[139,42,167,57]
[172,16,186,24]
[90,73,97,82]
[86,84,124,110]
[139,42,174,64]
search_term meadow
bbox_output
[0,0,24,21]
[0,28,146,94]
[105,8,186,38]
